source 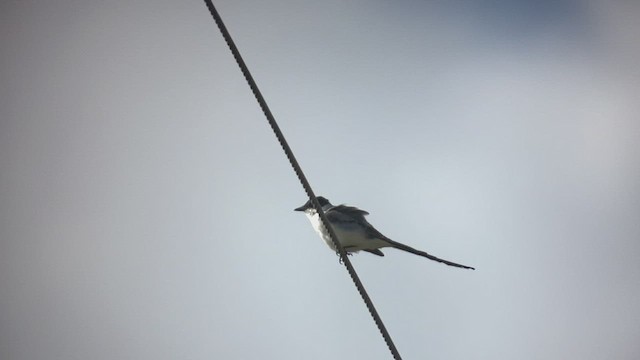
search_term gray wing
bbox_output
[325,205,389,240]
[324,205,366,225]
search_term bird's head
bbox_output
[294,196,332,213]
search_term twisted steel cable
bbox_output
[202,1,402,359]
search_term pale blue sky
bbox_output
[2,1,639,359]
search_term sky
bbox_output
[1,1,639,359]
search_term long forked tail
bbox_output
[384,238,475,270]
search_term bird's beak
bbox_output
[294,205,306,212]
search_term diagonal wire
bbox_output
[202,1,402,359]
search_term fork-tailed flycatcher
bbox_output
[295,196,474,270]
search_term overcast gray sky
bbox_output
[1,1,639,359]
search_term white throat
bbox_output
[304,209,336,250]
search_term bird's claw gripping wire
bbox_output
[337,251,353,264]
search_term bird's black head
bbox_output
[294,196,331,212]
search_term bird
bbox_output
[294,196,474,270]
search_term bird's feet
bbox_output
[336,251,353,264]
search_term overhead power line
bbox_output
[202,1,403,359]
